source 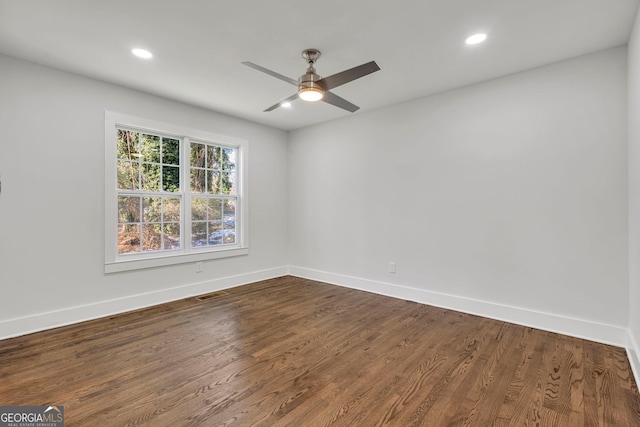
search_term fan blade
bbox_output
[322,91,359,113]
[264,93,299,112]
[317,61,380,91]
[242,62,298,86]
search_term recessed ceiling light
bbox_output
[465,33,487,45]
[131,48,153,59]
[281,101,292,108]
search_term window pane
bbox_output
[222,147,236,171]
[190,169,206,193]
[191,143,205,168]
[118,224,140,254]
[143,197,161,222]
[117,160,139,190]
[162,165,180,192]
[208,221,223,245]
[142,163,161,191]
[207,145,221,169]
[191,222,207,247]
[163,223,180,249]
[117,130,139,160]
[223,200,236,244]
[164,197,181,222]
[118,196,140,223]
[221,171,235,195]
[208,198,222,221]
[191,198,207,221]
[209,171,221,194]
[162,138,180,165]
[142,223,162,251]
[141,134,160,163]
[223,199,235,220]
[224,229,236,244]
[223,218,235,231]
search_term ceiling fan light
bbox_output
[298,86,324,102]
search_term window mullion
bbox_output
[139,193,144,253]
[183,137,191,252]
[136,131,143,193]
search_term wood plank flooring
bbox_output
[0,276,639,426]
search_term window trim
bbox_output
[104,111,249,273]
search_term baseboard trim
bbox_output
[628,331,640,388]
[289,266,629,348]
[3,265,633,364]
[0,266,288,340]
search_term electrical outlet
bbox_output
[388,262,396,273]
[196,262,203,273]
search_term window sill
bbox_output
[104,246,249,274]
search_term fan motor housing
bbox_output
[299,71,323,90]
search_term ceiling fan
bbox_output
[242,49,380,113]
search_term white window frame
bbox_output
[104,111,249,273]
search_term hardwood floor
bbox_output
[1,276,639,426]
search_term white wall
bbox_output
[0,55,289,337]
[289,47,629,344]
[628,7,640,381]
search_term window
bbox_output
[189,142,238,248]
[105,112,248,273]
[116,130,182,254]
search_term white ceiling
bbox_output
[0,0,637,131]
